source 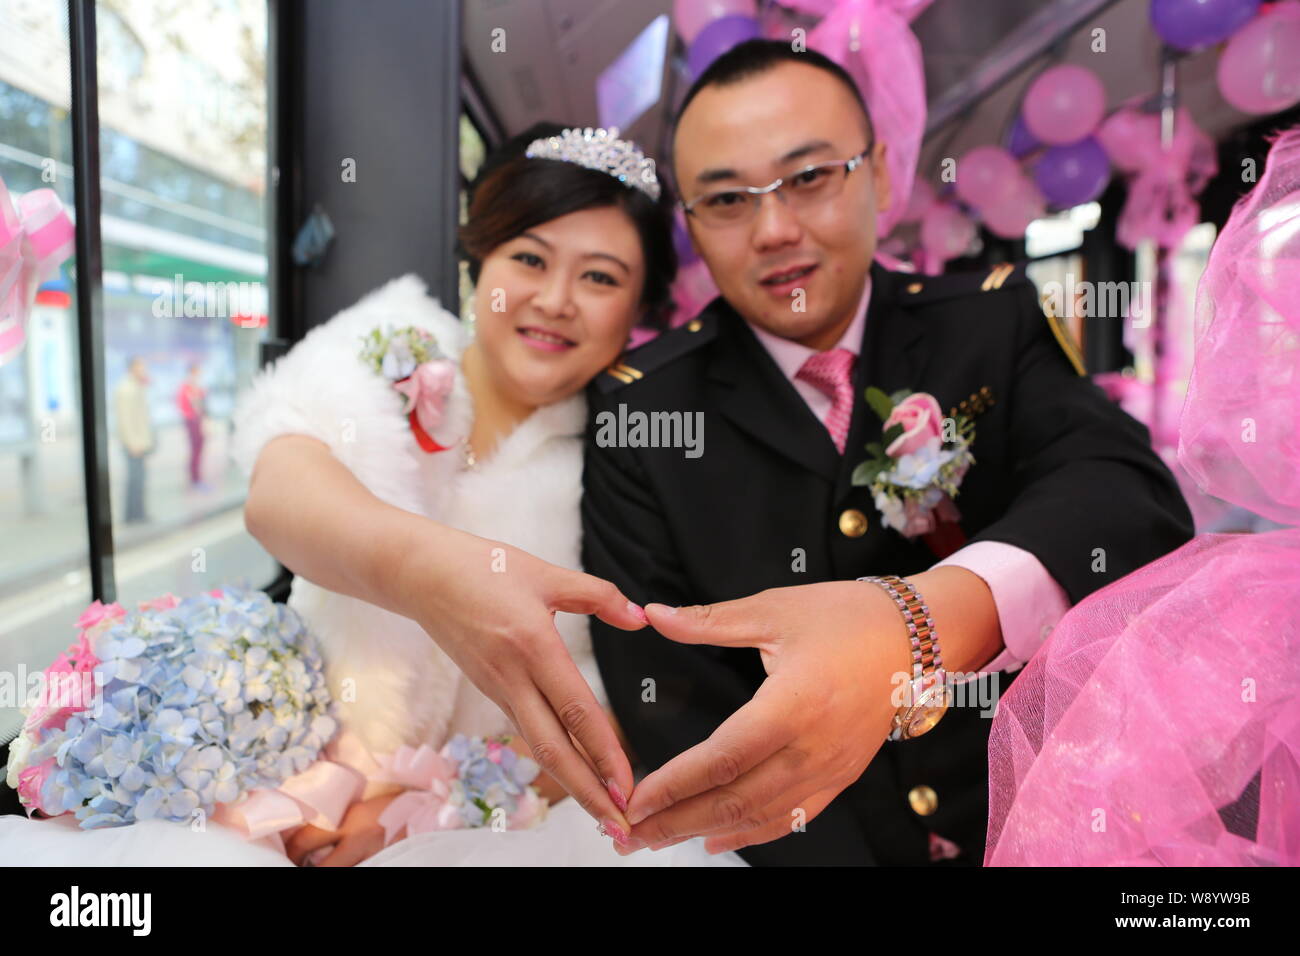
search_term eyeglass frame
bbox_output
[678,143,876,225]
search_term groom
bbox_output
[582,40,1193,865]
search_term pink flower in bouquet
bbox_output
[16,759,54,815]
[66,632,99,672]
[25,631,101,733]
[884,392,944,457]
[508,786,548,829]
[75,600,124,632]
[137,594,179,612]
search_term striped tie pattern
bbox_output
[796,347,857,454]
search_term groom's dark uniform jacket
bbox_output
[582,262,1193,866]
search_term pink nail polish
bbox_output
[606,780,628,813]
[598,820,631,846]
[627,601,648,624]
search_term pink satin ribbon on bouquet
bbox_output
[213,730,381,844]
[216,732,544,853]
[369,744,461,845]
[0,174,75,366]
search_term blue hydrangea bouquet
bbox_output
[6,588,337,829]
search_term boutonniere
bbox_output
[359,325,457,453]
[851,387,975,555]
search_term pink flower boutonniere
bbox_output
[359,325,458,453]
[850,387,975,557]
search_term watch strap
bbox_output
[858,574,942,683]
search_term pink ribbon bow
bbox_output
[392,358,456,451]
[1111,106,1218,252]
[0,174,75,367]
[371,744,461,845]
[214,729,378,842]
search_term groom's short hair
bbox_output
[674,39,875,143]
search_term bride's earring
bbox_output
[463,292,478,336]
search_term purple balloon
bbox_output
[687,15,761,81]
[1034,137,1111,208]
[1150,0,1260,52]
[1006,113,1040,159]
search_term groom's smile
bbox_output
[758,260,819,296]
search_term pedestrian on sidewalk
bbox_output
[115,355,154,523]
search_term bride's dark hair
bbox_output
[458,121,678,329]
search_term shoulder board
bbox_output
[895,261,1029,307]
[596,310,718,393]
[897,262,1087,376]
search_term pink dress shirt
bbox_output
[746,277,1071,677]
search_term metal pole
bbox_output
[1151,47,1179,446]
[67,0,116,601]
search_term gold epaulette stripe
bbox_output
[604,361,644,384]
[1041,295,1087,377]
[981,262,1015,292]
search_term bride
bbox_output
[0,123,745,868]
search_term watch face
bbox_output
[904,683,950,738]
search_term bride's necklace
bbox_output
[461,438,479,471]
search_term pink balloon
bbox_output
[1097,109,1161,173]
[674,0,758,44]
[920,203,976,262]
[1022,64,1107,145]
[1217,3,1300,115]
[981,176,1047,239]
[955,145,1022,209]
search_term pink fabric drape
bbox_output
[986,126,1300,867]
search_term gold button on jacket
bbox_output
[909,785,938,816]
[839,508,868,538]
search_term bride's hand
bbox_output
[285,792,401,867]
[403,526,645,844]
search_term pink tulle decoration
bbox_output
[781,0,933,237]
[919,202,975,272]
[1178,131,1300,525]
[985,126,1300,867]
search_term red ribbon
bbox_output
[407,408,449,453]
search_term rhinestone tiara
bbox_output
[524,126,661,201]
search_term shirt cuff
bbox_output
[931,540,1071,681]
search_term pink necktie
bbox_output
[796,347,857,454]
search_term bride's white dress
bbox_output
[0,276,745,868]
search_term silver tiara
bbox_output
[524,126,661,201]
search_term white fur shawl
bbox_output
[231,274,604,756]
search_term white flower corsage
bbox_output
[851,387,975,541]
[359,325,458,452]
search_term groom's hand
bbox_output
[615,568,1000,855]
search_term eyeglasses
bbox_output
[680,146,873,227]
